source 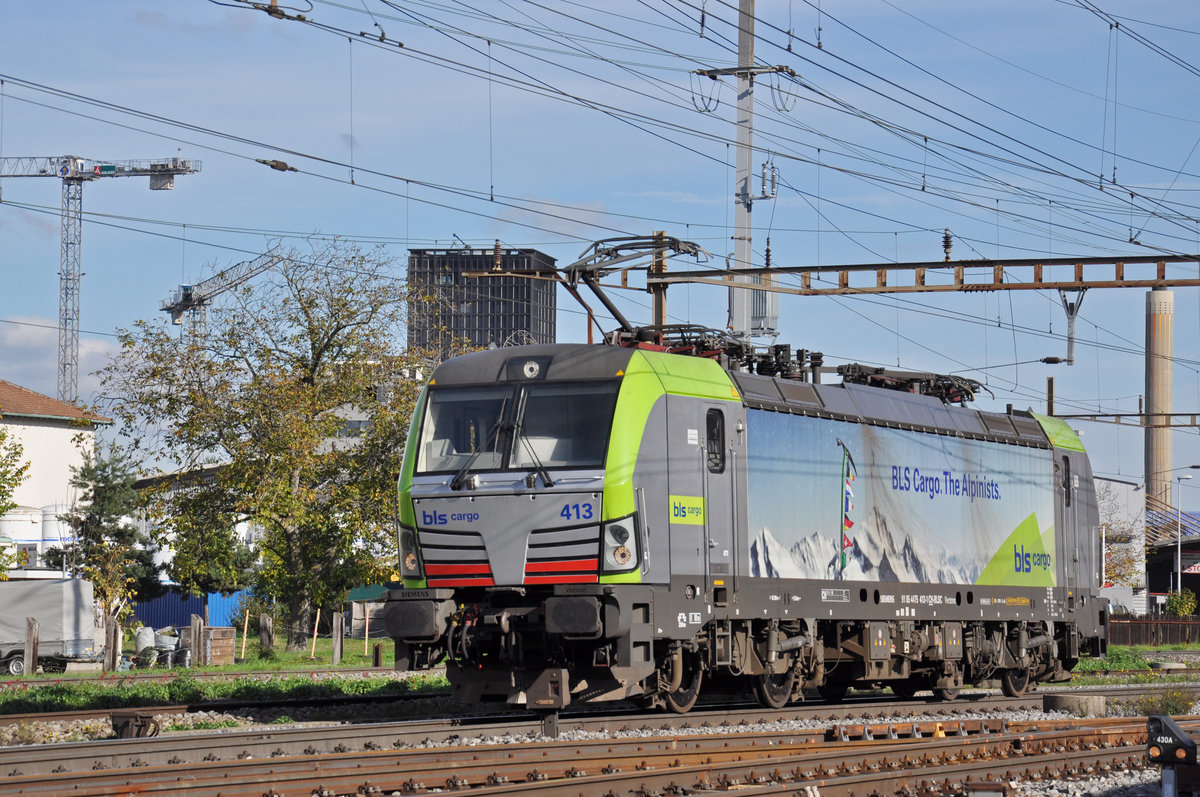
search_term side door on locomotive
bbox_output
[664,394,745,621]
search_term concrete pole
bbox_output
[729,0,756,340]
[1145,289,1174,508]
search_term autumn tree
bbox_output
[102,240,428,648]
[1095,480,1145,589]
[0,421,31,577]
[46,445,164,619]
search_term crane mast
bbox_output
[0,155,201,401]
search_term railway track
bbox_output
[0,678,1181,735]
[0,711,1160,796]
[0,682,1175,777]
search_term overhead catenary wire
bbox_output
[4,3,1195,427]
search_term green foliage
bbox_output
[9,722,40,745]
[102,240,431,649]
[1166,589,1197,617]
[47,444,163,617]
[1135,685,1197,716]
[165,674,207,704]
[155,482,256,599]
[0,424,30,519]
[0,673,427,715]
[1072,646,1152,672]
[270,715,294,724]
[0,425,31,578]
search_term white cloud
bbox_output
[0,316,117,406]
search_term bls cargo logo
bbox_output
[421,510,481,526]
[1014,545,1052,573]
[669,495,705,525]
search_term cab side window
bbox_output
[706,409,725,473]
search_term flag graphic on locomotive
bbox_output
[382,342,1106,711]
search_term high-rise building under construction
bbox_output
[407,246,556,357]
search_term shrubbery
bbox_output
[1072,645,1152,672]
[0,672,448,714]
[1166,589,1198,617]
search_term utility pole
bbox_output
[0,155,201,401]
[695,0,790,341]
[650,230,667,329]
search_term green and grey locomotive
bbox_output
[381,340,1106,711]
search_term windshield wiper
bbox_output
[450,398,509,491]
[513,417,555,489]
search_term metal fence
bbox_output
[1108,617,1200,646]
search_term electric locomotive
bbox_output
[382,337,1107,711]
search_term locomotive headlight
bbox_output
[399,526,423,578]
[602,518,638,572]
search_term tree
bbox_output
[0,422,31,578]
[0,424,30,518]
[1166,588,1197,617]
[101,240,432,648]
[46,445,164,619]
[145,474,257,623]
[1095,480,1145,589]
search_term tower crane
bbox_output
[161,247,284,331]
[0,155,201,402]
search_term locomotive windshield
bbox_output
[416,381,620,474]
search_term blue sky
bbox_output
[2,1,1199,506]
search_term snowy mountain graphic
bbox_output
[749,511,979,584]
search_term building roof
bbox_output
[0,380,111,425]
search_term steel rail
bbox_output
[0,716,1165,796]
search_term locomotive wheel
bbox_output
[753,668,796,709]
[932,687,960,701]
[664,654,703,714]
[891,681,918,700]
[817,682,848,703]
[1000,668,1031,697]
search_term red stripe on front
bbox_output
[525,558,598,573]
[428,577,496,588]
[426,563,492,576]
[524,574,599,585]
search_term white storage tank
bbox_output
[41,504,72,553]
[0,507,42,566]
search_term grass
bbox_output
[0,668,450,715]
[134,634,398,672]
[1071,645,1153,672]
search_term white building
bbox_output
[0,380,110,572]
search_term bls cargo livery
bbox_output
[381,342,1106,711]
